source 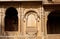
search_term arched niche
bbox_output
[24,11,40,27]
[47,10,60,34]
[23,11,40,35]
[27,14,36,27]
[5,7,18,31]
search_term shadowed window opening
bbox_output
[5,7,18,31]
[47,10,60,34]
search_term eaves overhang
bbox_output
[0,0,43,3]
[0,0,43,2]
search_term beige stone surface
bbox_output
[0,0,60,39]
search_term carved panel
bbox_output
[23,11,40,39]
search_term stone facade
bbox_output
[0,0,60,39]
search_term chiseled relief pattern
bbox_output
[23,11,40,39]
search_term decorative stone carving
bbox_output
[23,11,40,39]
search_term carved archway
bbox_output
[23,11,40,37]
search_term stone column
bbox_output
[0,6,2,36]
[1,7,6,36]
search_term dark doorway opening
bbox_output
[47,10,60,34]
[5,7,18,31]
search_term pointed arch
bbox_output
[27,13,36,27]
[24,11,40,19]
[24,11,40,27]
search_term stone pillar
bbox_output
[1,7,6,36]
[0,6,3,36]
